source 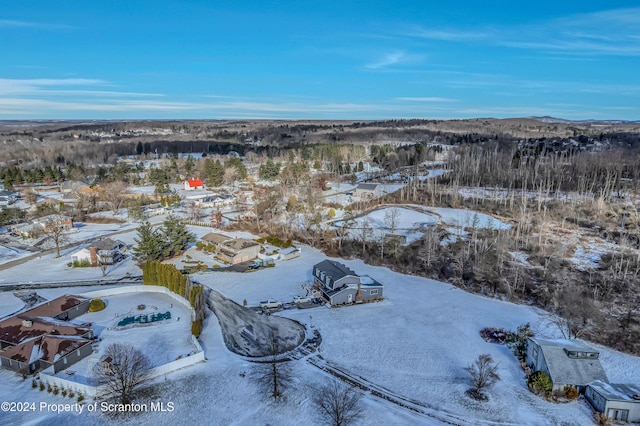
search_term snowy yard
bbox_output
[1,239,640,425]
[51,291,197,388]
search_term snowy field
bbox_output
[2,241,640,424]
[334,206,439,244]
[331,205,510,245]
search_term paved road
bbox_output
[0,276,143,292]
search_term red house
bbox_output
[183,178,204,190]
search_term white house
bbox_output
[183,178,204,191]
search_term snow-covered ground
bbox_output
[2,237,639,425]
[0,244,32,264]
[0,291,24,319]
[330,205,510,245]
[426,207,511,230]
[53,291,196,388]
[333,206,439,244]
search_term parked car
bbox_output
[259,299,282,309]
[293,295,311,304]
[9,232,19,238]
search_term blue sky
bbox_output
[1,1,639,120]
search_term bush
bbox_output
[47,384,52,393]
[72,259,91,267]
[528,371,553,396]
[565,386,579,400]
[191,319,202,338]
[77,393,84,403]
[69,390,75,398]
[32,379,37,388]
[61,388,68,397]
[88,298,106,312]
[39,381,45,391]
[53,385,59,395]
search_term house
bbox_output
[24,295,91,321]
[312,260,384,305]
[0,335,93,374]
[0,190,17,206]
[0,315,93,349]
[32,214,73,234]
[278,246,301,261]
[70,239,126,266]
[0,295,93,374]
[193,194,234,208]
[354,183,381,199]
[525,338,608,392]
[200,232,260,264]
[93,238,126,264]
[585,381,640,422]
[183,178,204,191]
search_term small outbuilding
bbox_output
[585,381,640,423]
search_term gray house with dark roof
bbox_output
[312,260,383,305]
[354,183,381,199]
[526,338,608,392]
[585,381,640,422]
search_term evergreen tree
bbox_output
[132,222,164,264]
[206,159,224,187]
[162,215,195,258]
[258,159,281,180]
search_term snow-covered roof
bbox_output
[588,381,640,402]
[529,338,608,386]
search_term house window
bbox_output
[370,289,379,295]
[63,358,67,365]
[77,349,81,356]
[533,346,539,360]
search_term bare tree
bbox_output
[45,217,70,258]
[384,207,401,234]
[357,216,373,256]
[251,330,293,399]
[187,202,203,221]
[101,181,128,215]
[93,343,151,404]
[465,354,500,401]
[312,379,363,426]
[223,167,239,187]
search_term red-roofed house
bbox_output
[184,178,204,190]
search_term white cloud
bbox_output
[365,51,407,69]
[400,8,640,57]
[395,97,456,102]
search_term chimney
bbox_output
[89,247,98,266]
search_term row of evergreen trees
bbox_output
[142,260,206,337]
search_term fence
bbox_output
[39,287,206,398]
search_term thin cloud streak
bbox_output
[398,7,640,57]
